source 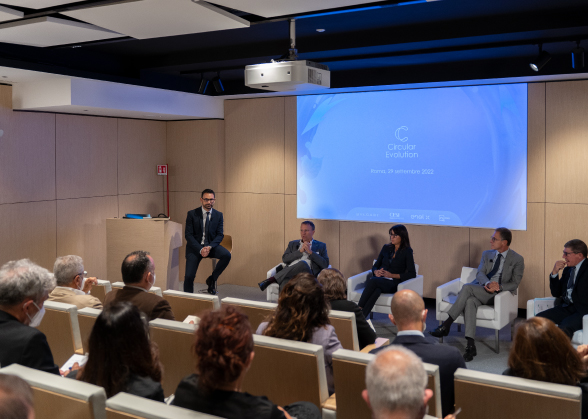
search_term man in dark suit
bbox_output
[104,251,175,321]
[258,221,329,292]
[430,227,524,362]
[371,290,465,417]
[538,239,588,338]
[184,189,231,294]
[0,259,60,375]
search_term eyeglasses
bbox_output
[490,236,504,242]
[202,198,216,202]
[563,251,580,256]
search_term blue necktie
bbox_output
[565,266,576,304]
[204,212,210,245]
[486,253,502,283]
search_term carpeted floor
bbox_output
[193,282,519,375]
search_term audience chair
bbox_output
[37,301,83,366]
[0,364,107,419]
[90,279,112,304]
[211,234,233,271]
[112,282,162,297]
[527,298,588,346]
[78,307,102,353]
[242,334,329,410]
[435,267,518,353]
[454,368,582,419]
[347,262,423,318]
[162,290,219,321]
[106,392,221,419]
[221,297,277,331]
[148,319,197,397]
[266,263,332,302]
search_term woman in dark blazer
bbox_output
[318,268,377,349]
[357,224,416,318]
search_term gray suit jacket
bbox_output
[474,249,524,294]
[282,239,329,276]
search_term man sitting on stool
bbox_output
[430,227,524,362]
[538,239,588,339]
[258,221,328,292]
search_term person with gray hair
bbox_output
[48,255,102,309]
[0,373,35,419]
[0,259,59,375]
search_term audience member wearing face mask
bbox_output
[0,259,59,375]
[48,255,102,309]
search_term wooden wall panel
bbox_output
[0,201,56,270]
[546,80,588,204]
[56,114,117,199]
[544,203,588,296]
[167,120,225,193]
[527,83,545,203]
[225,98,285,193]
[469,203,545,307]
[118,119,166,194]
[285,195,340,271]
[222,192,284,287]
[0,111,55,204]
[285,96,297,195]
[118,192,165,218]
[56,196,118,281]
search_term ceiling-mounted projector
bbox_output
[245,60,330,92]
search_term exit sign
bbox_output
[157,165,168,175]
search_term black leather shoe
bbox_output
[206,276,216,295]
[258,277,276,292]
[463,345,477,362]
[429,325,450,338]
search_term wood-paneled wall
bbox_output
[0,85,165,280]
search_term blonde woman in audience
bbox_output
[73,301,164,401]
[318,267,376,349]
[172,305,320,419]
[505,317,587,419]
[257,272,343,395]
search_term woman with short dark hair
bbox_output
[318,268,376,349]
[75,301,164,401]
[172,305,320,419]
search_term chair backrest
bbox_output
[0,364,107,419]
[242,334,329,409]
[36,301,82,366]
[148,319,197,397]
[219,234,233,253]
[221,297,277,331]
[91,279,112,304]
[328,310,359,351]
[331,349,442,419]
[78,307,102,353]
[454,368,582,419]
[163,290,220,321]
[459,267,477,284]
[112,282,162,297]
[105,392,221,419]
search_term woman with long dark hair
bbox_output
[172,305,320,419]
[257,273,343,394]
[357,224,417,318]
[75,301,164,401]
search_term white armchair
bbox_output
[526,298,588,346]
[347,262,424,318]
[266,263,332,302]
[436,267,518,353]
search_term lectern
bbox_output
[106,218,182,290]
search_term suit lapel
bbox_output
[196,207,204,233]
[573,260,588,291]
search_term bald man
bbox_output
[370,290,465,417]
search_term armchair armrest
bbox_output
[398,275,423,296]
[583,315,588,345]
[267,263,285,279]
[493,289,519,326]
[526,297,556,318]
[347,270,370,300]
[436,278,461,303]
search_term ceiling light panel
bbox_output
[0,0,79,8]
[0,5,23,22]
[63,0,249,40]
[0,17,122,47]
[207,0,387,18]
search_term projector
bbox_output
[245,60,330,92]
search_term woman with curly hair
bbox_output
[75,301,164,401]
[172,305,320,419]
[256,272,343,394]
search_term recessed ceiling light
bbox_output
[316,29,325,33]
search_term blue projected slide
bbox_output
[297,84,528,229]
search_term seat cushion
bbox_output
[438,302,495,320]
[349,286,394,307]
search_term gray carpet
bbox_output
[196,282,517,375]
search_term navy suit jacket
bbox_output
[185,207,224,256]
[550,260,588,315]
[371,334,465,417]
[282,239,329,276]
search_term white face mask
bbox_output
[26,301,45,328]
[79,277,86,292]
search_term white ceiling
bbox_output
[0,0,78,9]
[0,17,122,47]
[0,5,22,22]
[63,0,249,40]
[206,0,387,18]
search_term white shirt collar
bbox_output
[397,330,425,337]
[55,286,86,296]
[125,285,148,293]
[201,206,213,215]
[497,248,509,258]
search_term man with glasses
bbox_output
[430,227,524,361]
[184,189,231,294]
[538,239,588,338]
[48,255,102,309]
